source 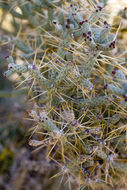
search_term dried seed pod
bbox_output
[29,139,46,147]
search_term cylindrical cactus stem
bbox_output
[30,0,49,8]
[4,70,14,78]
[112,161,127,174]
[7,56,14,64]
[122,82,127,91]
[65,52,73,61]
[48,7,54,23]
[82,21,91,34]
[17,0,40,27]
[106,114,120,127]
[68,7,79,29]
[53,65,71,87]
[76,96,112,108]
[28,64,50,89]
[96,24,111,44]
[107,84,126,96]
[82,142,93,154]
[115,69,126,82]
[88,5,103,23]
[39,112,62,136]
[120,100,127,108]
[73,21,92,38]
[48,65,58,82]
[4,3,25,19]
[81,54,96,78]
[111,134,126,154]
[95,41,116,51]
[7,56,28,73]
[8,63,28,73]
[107,34,115,42]
[81,78,94,90]
[13,40,33,54]
[62,36,71,47]
[57,48,67,59]
[73,29,83,38]
[95,147,107,160]
[73,12,84,24]
[73,75,93,90]
[58,12,66,31]
[57,36,71,59]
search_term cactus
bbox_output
[2,0,127,189]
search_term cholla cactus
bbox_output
[3,0,127,189]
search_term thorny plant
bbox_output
[2,0,127,189]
